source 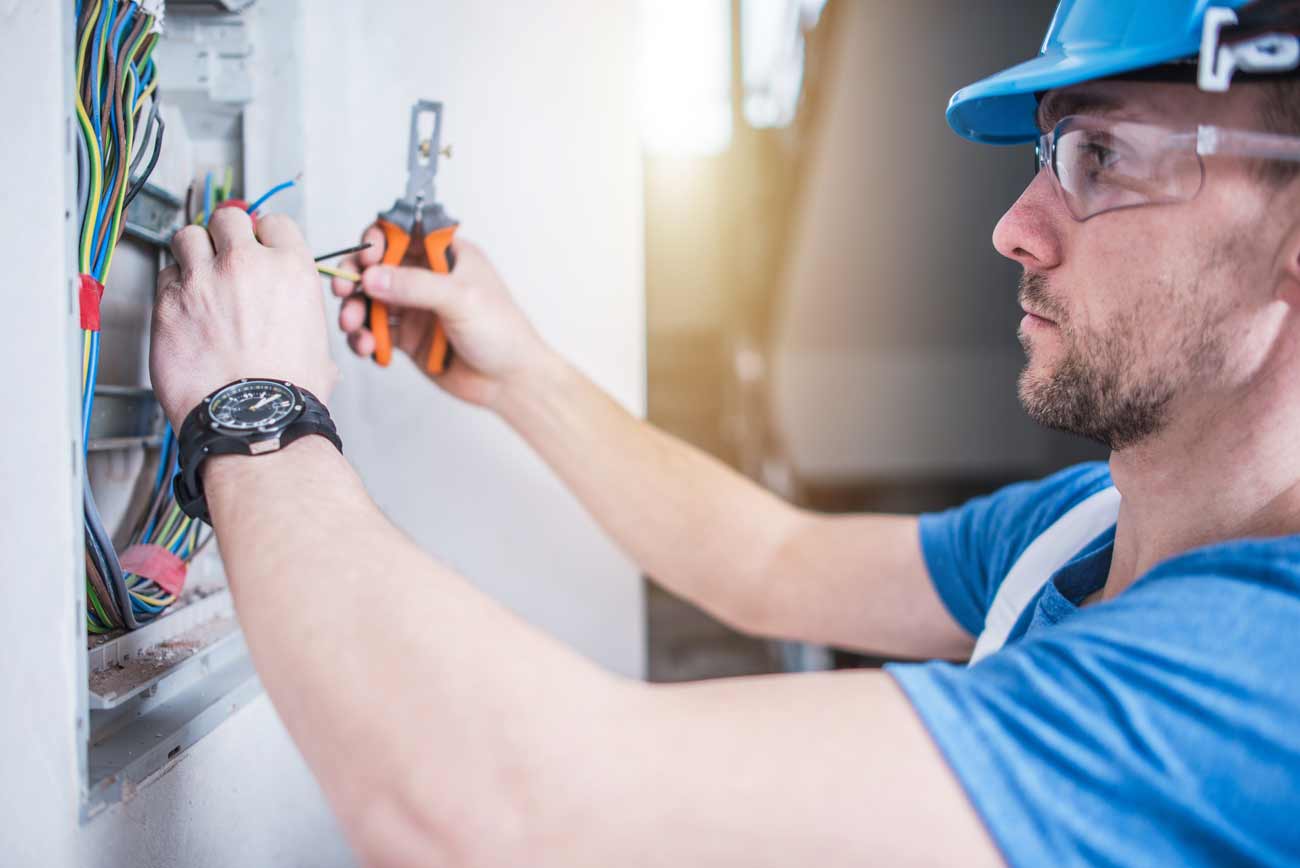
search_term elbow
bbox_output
[720,508,821,641]
[713,593,781,640]
[348,789,460,868]
[348,778,533,868]
[348,678,643,868]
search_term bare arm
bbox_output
[495,351,972,659]
[206,434,999,868]
[153,211,999,865]
[337,234,971,659]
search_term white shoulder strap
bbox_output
[968,485,1121,666]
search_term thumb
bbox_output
[362,264,455,312]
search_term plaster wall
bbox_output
[301,0,648,679]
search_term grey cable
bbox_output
[128,93,160,179]
[84,473,141,629]
[123,114,164,212]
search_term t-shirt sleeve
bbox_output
[887,544,1300,867]
[917,462,1112,636]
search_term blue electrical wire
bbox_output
[246,178,298,214]
[132,597,164,615]
[85,5,113,273]
[203,171,214,225]
[89,3,138,276]
[82,331,101,447]
[80,1,179,632]
[88,1,112,137]
[153,425,173,489]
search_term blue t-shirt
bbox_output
[887,463,1300,867]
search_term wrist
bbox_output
[203,433,347,517]
[204,430,342,484]
[493,346,573,422]
[174,379,342,524]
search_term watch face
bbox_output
[206,380,300,431]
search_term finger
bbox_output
[362,264,454,312]
[448,236,475,262]
[358,225,386,268]
[170,224,215,270]
[339,295,368,332]
[347,329,375,358]
[207,205,256,254]
[330,254,362,298]
[255,213,309,252]
[155,263,182,303]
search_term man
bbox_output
[150,1,1300,864]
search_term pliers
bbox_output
[366,99,459,374]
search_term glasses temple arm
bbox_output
[1197,125,1300,163]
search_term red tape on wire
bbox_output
[119,544,188,597]
[79,274,104,331]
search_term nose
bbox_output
[992,170,1064,272]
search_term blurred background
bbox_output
[639,0,1106,681]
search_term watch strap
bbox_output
[173,383,341,524]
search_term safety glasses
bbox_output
[1035,115,1300,221]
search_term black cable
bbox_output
[128,93,160,179]
[315,241,374,262]
[123,114,165,211]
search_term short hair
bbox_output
[1256,79,1300,183]
[1242,0,1300,182]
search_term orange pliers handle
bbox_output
[368,219,458,375]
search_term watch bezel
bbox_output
[202,378,306,436]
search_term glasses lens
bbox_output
[1051,119,1204,220]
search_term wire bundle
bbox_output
[76,0,301,634]
[75,0,191,634]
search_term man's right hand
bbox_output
[332,226,551,410]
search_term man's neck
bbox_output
[1104,360,1300,600]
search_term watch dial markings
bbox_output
[206,381,299,431]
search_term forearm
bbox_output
[205,437,638,866]
[495,350,809,633]
[203,437,994,867]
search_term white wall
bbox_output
[0,2,645,866]
[0,3,85,866]
[300,0,647,678]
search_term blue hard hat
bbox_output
[948,0,1256,145]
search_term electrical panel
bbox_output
[72,0,303,818]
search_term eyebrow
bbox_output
[1035,91,1125,133]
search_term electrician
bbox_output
[150,1,1300,864]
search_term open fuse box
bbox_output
[73,0,304,817]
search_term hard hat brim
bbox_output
[951,45,1201,145]
[946,44,1207,146]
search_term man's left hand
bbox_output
[150,209,338,430]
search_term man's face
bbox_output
[994,81,1294,450]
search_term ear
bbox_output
[1276,211,1300,308]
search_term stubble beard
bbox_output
[1015,271,1228,452]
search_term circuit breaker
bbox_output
[73,0,305,818]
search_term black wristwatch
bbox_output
[173,378,343,524]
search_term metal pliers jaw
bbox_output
[378,100,456,235]
[368,100,460,373]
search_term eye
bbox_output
[1077,138,1121,175]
